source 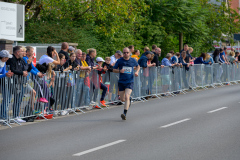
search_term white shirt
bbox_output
[110,55,118,65]
[39,55,54,65]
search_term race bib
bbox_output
[123,66,132,74]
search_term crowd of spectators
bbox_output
[0,43,239,123]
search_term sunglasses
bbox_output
[123,52,129,54]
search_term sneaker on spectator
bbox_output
[34,110,41,115]
[100,100,106,107]
[16,117,26,123]
[93,105,101,109]
[37,97,48,103]
[90,101,96,105]
[60,110,69,116]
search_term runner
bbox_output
[113,47,140,120]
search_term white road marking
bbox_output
[72,140,126,156]
[160,118,191,128]
[207,107,228,113]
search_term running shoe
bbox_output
[93,105,101,109]
[121,114,126,120]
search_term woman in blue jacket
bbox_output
[0,50,14,122]
[194,53,211,64]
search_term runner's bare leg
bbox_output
[120,89,132,110]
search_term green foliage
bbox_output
[6,0,240,58]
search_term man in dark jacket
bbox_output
[151,48,162,66]
[138,51,155,68]
[6,46,32,119]
[58,42,70,61]
[138,51,156,96]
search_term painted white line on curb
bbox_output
[207,107,228,113]
[73,140,126,156]
[160,118,191,128]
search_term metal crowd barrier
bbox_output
[1,63,239,128]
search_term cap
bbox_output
[96,57,105,62]
[116,50,123,56]
[0,50,13,58]
[144,51,153,55]
[68,46,75,51]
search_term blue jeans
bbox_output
[76,78,90,106]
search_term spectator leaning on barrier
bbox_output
[179,51,190,88]
[151,48,161,66]
[154,48,162,66]
[64,52,80,71]
[39,46,60,66]
[109,50,123,103]
[55,53,69,72]
[138,51,156,68]
[152,44,157,52]
[161,53,177,95]
[138,51,155,96]
[0,50,14,78]
[113,47,140,120]
[219,48,229,64]
[235,52,240,62]
[74,49,91,71]
[21,46,27,57]
[102,57,113,101]
[194,53,211,64]
[24,46,44,78]
[59,42,70,61]
[24,46,46,114]
[74,52,91,108]
[79,52,91,107]
[131,50,140,62]
[75,49,82,67]
[86,49,102,107]
[96,57,108,107]
[162,53,178,67]
[6,46,32,121]
[204,53,214,84]
[86,48,100,70]
[0,50,14,120]
[128,45,134,55]
[212,49,221,63]
[110,50,123,66]
[223,47,229,60]
[188,47,195,64]
[169,50,178,64]
[205,53,214,64]
[180,44,192,63]
[228,51,236,64]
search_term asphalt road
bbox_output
[1,84,240,160]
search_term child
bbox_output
[102,57,113,102]
[95,57,108,107]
